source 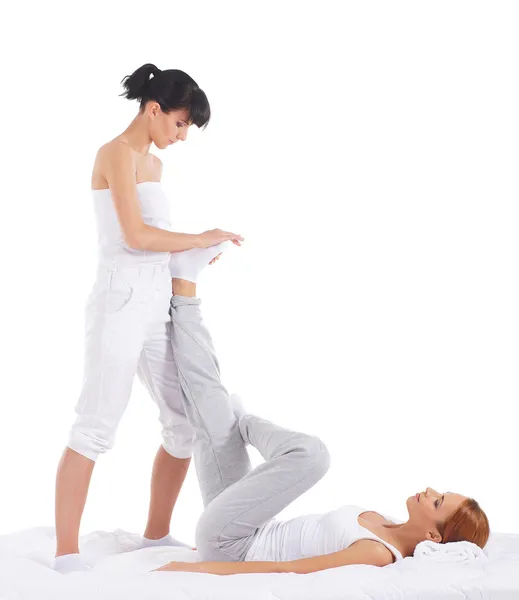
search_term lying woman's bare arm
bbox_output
[153,540,394,575]
[279,540,394,573]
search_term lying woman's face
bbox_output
[407,487,467,523]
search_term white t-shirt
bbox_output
[245,504,404,563]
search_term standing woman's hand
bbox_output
[209,253,223,265]
[198,228,244,247]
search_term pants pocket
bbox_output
[106,271,134,314]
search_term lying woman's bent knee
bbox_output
[303,435,331,479]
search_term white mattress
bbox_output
[0,527,518,599]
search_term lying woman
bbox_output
[156,251,490,574]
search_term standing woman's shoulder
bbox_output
[91,140,137,191]
[90,141,152,249]
[150,153,163,178]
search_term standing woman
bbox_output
[53,63,243,574]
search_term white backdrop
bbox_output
[1,1,517,545]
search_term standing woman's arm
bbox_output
[99,143,242,252]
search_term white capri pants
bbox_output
[67,262,194,462]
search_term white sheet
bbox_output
[1,527,518,599]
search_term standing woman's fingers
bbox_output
[222,232,243,245]
[209,252,223,265]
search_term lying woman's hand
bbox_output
[153,561,200,573]
[152,560,283,575]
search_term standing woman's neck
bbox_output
[117,112,152,155]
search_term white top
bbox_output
[245,504,405,563]
[92,181,172,268]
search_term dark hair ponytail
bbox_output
[119,63,211,129]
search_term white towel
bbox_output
[414,539,488,564]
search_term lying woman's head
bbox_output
[407,487,490,548]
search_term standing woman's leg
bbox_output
[169,279,330,562]
[141,446,190,545]
[54,267,147,572]
[54,450,95,567]
[54,272,143,571]
[53,265,191,572]
[136,271,195,547]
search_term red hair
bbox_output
[438,498,490,548]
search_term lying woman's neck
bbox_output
[381,520,436,558]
